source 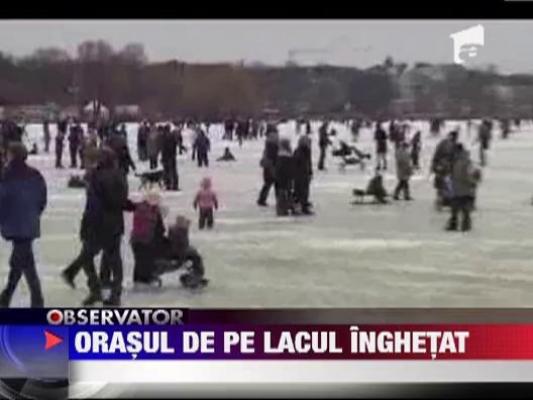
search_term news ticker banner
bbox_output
[7,309,533,398]
[4,309,533,365]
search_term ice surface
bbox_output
[2,119,533,308]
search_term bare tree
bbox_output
[118,43,148,66]
[30,47,71,63]
[76,40,115,120]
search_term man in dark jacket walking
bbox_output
[257,129,279,207]
[431,131,459,209]
[161,124,179,191]
[55,119,67,169]
[374,122,388,171]
[137,121,149,162]
[107,134,136,178]
[317,121,331,171]
[195,128,210,168]
[275,138,294,216]
[223,119,234,141]
[477,119,492,167]
[68,121,83,169]
[0,143,47,307]
[292,135,313,215]
[43,119,51,153]
[61,147,134,306]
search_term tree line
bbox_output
[0,40,532,120]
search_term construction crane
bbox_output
[287,48,330,65]
[287,45,372,66]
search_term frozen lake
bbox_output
[2,119,533,308]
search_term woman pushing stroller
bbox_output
[130,189,208,289]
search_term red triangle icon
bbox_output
[44,330,63,350]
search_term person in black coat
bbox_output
[305,120,312,135]
[161,124,179,191]
[257,130,279,206]
[275,138,294,216]
[223,118,234,141]
[56,119,67,169]
[195,128,210,168]
[43,119,51,154]
[61,147,135,306]
[68,122,83,168]
[107,134,136,178]
[0,143,47,307]
[317,121,331,171]
[137,122,149,162]
[236,119,247,147]
[410,131,422,170]
[175,125,186,155]
[292,135,313,215]
[374,122,388,170]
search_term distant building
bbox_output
[3,105,53,122]
[83,101,109,119]
[60,106,80,120]
[389,99,416,116]
[114,105,141,118]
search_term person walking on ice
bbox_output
[446,144,481,232]
[393,141,413,201]
[374,122,388,171]
[0,143,47,307]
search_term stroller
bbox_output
[147,216,209,290]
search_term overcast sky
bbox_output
[0,20,532,74]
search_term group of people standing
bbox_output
[223,117,262,145]
[257,123,314,216]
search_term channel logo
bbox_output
[450,24,485,65]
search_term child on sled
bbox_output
[154,215,208,289]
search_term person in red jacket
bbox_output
[130,189,167,286]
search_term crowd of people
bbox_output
[0,114,519,307]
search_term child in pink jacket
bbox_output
[193,177,219,229]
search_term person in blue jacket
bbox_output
[0,143,47,307]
